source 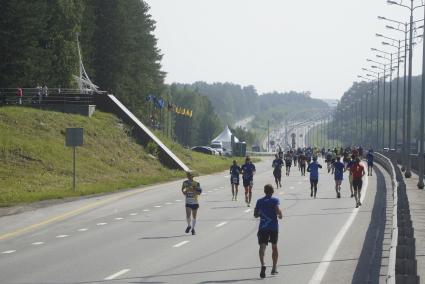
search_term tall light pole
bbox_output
[364,69,381,149]
[358,75,374,147]
[387,0,424,178]
[418,7,425,189]
[369,60,387,149]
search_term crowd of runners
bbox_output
[180,143,374,278]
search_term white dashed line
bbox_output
[154,205,162,208]
[279,192,284,195]
[56,235,69,238]
[207,190,213,193]
[142,209,150,212]
[32,242,44,245]
[175,199,182,202]
[97,223,107,226]
[104,269,130,280]
[214,188,219,191]
[173,240,190,248]
[78,228,88,232]
[165,202,173,205]
[289,186,295,189]
[219,186,224,189]
[114,217,124,220]
[244,209,252,213]
[215,221,228,228]
[2,250,16,254]
[129,213,138,216]
[297,182,302,184]
[224,175,230,178]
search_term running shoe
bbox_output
[271,269,278,275]
[359,201,362,206]
[337,192,341,198]
[351,194,354,198]
[356,204,359,208]
[247,203,250,207]
[191,228,196,235]
[185,225,191,233]
[260,266,266,278]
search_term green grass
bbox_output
[0,107,252,207]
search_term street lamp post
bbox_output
[369,60,387,149]
[418,7,425,189]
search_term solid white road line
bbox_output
[97,223,107,226]
[244,209,252,213]
[173,240,190,248]
[2,250,16,254]
[308,173,369,284]
[114,217,124,220]
[104,269,130,280]
[78,228,88,232]
[215,221,228,228]
[32,242,44,245]
[56,235,69,238]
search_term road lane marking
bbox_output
[224,175,230,178]
[244,209,252,213]
[78,228,88,232]
[215,221,228,228]
[0,186,154,241]
[289,186,295,189]
[114,217,124,220]
[279,192,284,195]
[297,182,302,184]
[129,213,138,216]
[173,240,190,248]
[32,242,44,245]
[219,186,224,189]
[308,173,369,284]
[214,188,219,191]
[104,269,130,280]
[56,235,69,238]
[175,199,182,202]
[154,205,162,208]
[2,250,16,254]
[142,209,150,212]
[97,223,107,226]
[208,190,213,193]
[165,202,173,205]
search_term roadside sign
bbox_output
[65,128,84,191]
[66,128,83,147]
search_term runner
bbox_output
[326,150,332,173]
[241,156,256,207]
[307,156,322,198]
[299,152,307,176]
[366,149,374,176]
[351,157,365,208]
[284,151,292,176]
[293,151,298,167]
[332,156,345,198]
[230,160,241,201]
[272,154,284,188]
[181,171,202,235]
[254,184,283,278]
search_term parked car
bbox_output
[191,146,219,155]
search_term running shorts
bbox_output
[349,174,353,184]
[273,170,282,179]
[230,176,239,185]
[353,178,363,191]
[186,204,199,210]
[310,179,318,187]
[257,230,278,245]
[243,179,253,187]
[368,162,373,167]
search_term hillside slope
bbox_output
[0,107,239,206]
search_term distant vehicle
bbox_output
[191,146,219,155]
[252,145,261,152]
[210,141,224,155]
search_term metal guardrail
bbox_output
[375,153,398,284]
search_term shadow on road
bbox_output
[352,166,387,284]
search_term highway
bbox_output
[0,157,391,284]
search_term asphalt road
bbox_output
[0,157,391,284]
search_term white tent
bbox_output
[212,125,239,154]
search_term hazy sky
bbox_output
[144,0,424,100]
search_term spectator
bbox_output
[17,88,23,105]
[43,85,48,97]
[37,84,42,104]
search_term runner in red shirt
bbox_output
[351,157,365,208]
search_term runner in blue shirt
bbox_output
[230,160,241,201]
[307,156,322,198]
[241,156,256,207]
[332,156,345,199]
[254,184,283,278]
[366,149,374,176]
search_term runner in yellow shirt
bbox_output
[181,171,202,235]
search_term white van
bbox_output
[210,141,224,155]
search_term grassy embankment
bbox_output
[0,107,249,207]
